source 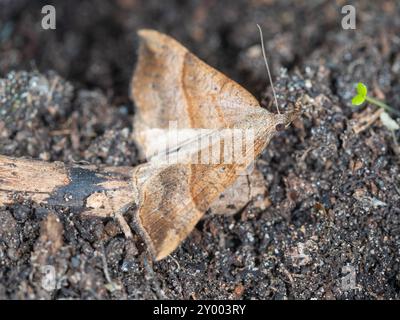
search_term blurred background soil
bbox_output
[0,0,400,299]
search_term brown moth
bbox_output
[0,29,299,262]
[130,29,299,260]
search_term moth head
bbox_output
[273,100,302,132]
[275,123,285,131]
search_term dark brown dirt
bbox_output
[1,0,400,299]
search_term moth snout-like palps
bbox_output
[131,29,300,260]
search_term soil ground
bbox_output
[0,0,400,299]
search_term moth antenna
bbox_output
[256,24,280,114]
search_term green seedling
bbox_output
[351,82,399,116]
[351,82,399,132]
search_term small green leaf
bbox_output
[351,94,365,106]
[356,82,367,97]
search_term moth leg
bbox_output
[113,204,134,239]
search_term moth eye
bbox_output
[275,123,285,131]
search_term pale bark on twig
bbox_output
[0,155,136,236]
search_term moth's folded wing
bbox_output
[131,29,268,158]
[131,29,276,260]
[132,161,250,261]
[132,162,203,261]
